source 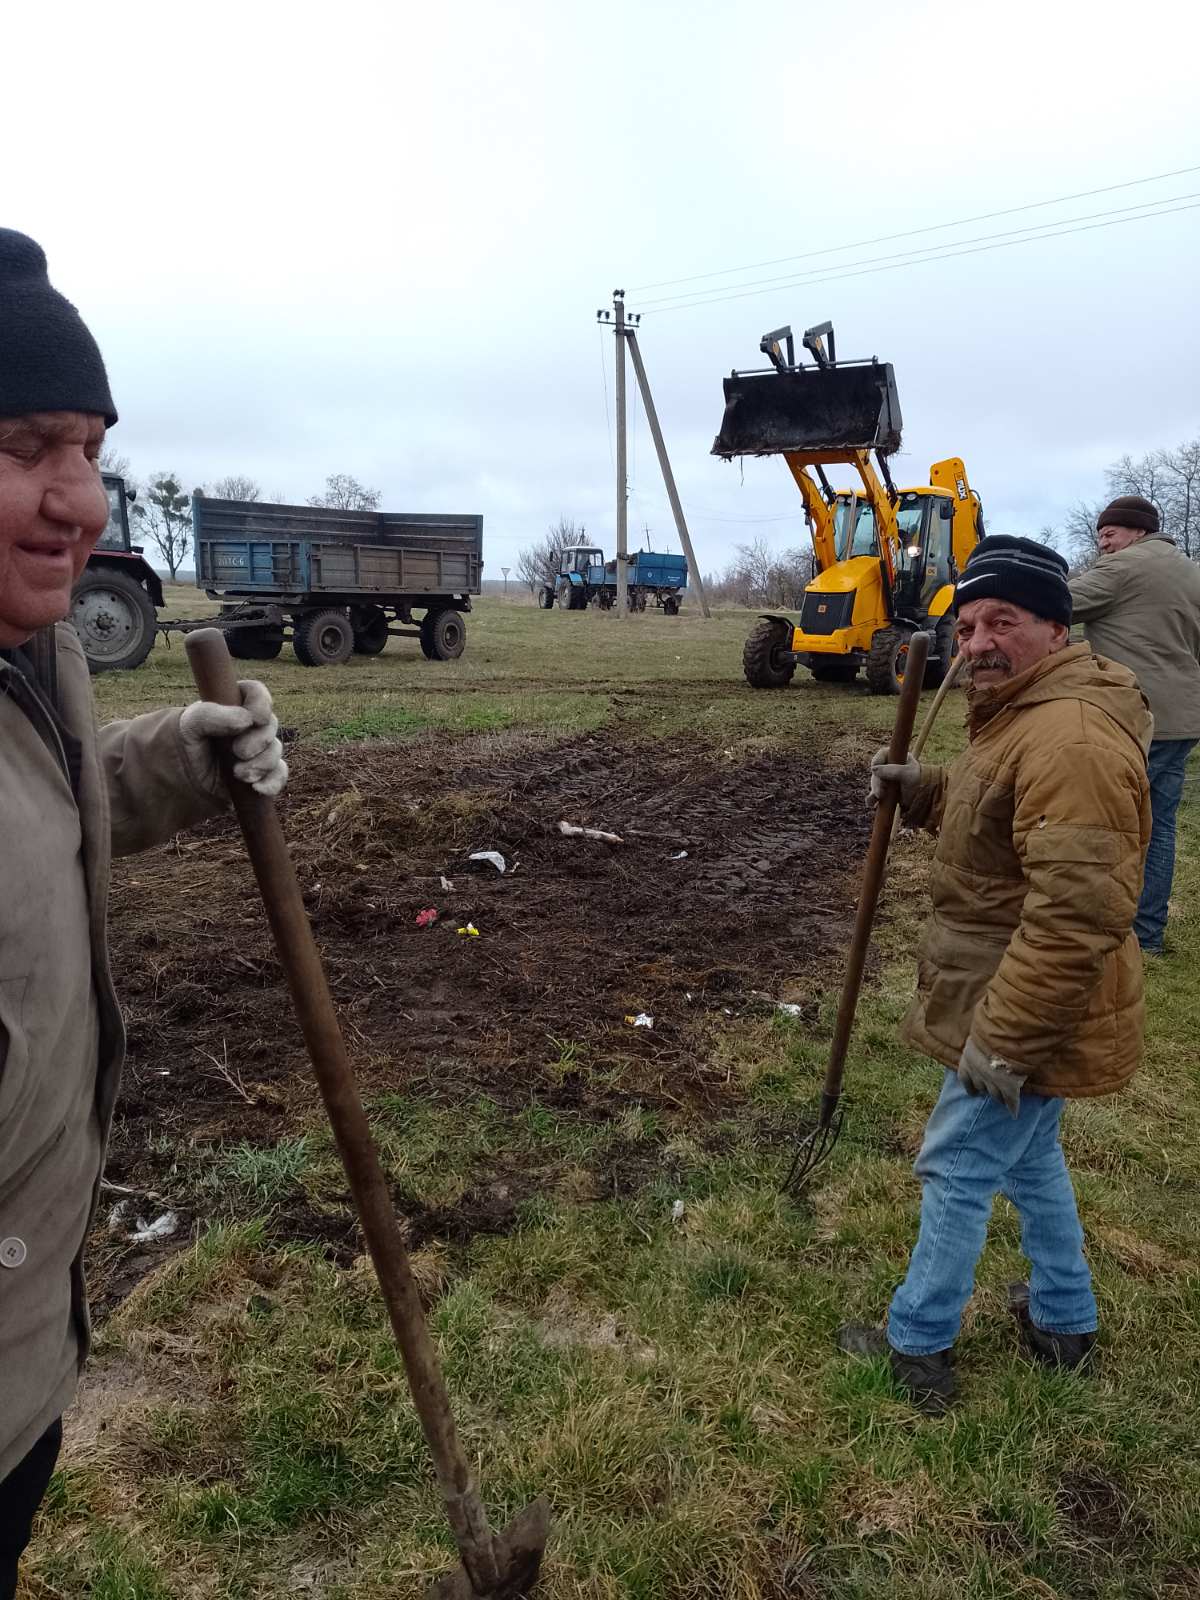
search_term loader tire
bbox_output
[809,660,859,684]
[923,617,957,689]
[743,618,796,689]
[350,605,390,655]
[866,626,913,695]
[293,608,355,667]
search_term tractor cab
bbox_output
[559,544,604,577]
[98,472,136,553]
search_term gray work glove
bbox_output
[868,746,921,807]
[180,679,288,798]
[956,1036,1026,1116]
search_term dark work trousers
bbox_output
[0,1419,62,1600]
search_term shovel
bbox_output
[185,629,549,1599]
[782,630,930,1197]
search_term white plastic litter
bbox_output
[669,850,688,860]
[776,1003,806,1018]
[130,1211,179,1245]
[671,1199,686,1225]
[632,1012,654,1029]
[440,875,454,891]
[469,851,507,874]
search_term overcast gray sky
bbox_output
[6,0,1199,578]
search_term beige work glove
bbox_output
[179,679,288,798]
[956,1036,1027,1116]
[868,745,921,807]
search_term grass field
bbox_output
[30,597,1200,1600]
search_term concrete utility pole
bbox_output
[625,329,710,618]
[613,291,629,618]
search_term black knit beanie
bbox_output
[1096,495,1159,535]
[953,534,1072,625]
[0,229,116,425]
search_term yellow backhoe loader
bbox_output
[713,322,984,693]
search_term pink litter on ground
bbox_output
[415,907,439,929]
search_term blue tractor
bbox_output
[539,543,687,615]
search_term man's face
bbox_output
[1097,522,1147,556]
[955,597,1069,689]
[0,412,109,647]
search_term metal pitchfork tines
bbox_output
[783,630,931,1197]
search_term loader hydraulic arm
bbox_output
[781,448,901,584]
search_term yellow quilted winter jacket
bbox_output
[901,643,1152,1097]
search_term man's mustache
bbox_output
[965,651,1011,677]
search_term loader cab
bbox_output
[894,491,956,612]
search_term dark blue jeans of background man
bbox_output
[0,1419,62,1600]
[1136,739,1198,953]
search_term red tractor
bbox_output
[70,473,164,672]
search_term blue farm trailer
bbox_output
[191,494,483,666]
[538,543,687,615]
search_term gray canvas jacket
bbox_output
[1069,535,1200,740]
[0,624,224,1480]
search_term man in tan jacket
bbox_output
[0,229,288,1593]
[839,535,1151,1413]
[1069,495,1200,954]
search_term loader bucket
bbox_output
[712,361,902,458]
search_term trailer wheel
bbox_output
[293,608,354,667]
[71,568,157,673]
[227,627,284,661]
[350,605,390,655]
[742,617,796,689]
[663,596,680,616]
[866,626,913,695]
[420,608,467,661]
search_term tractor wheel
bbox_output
[420,608,467,661]
[809,660,859,684]
[350,605,390,655]
[293,608,355,667]
[556,583,576,611]
[923,617,958,689]
[865,626,913,695]
[537,587,555,610]
[742,618,796,689]
[227,627,284,661]
[71,569,158,673]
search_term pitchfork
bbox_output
[783,630,931,1196]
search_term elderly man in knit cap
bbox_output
[1068,495,1200,955]
[838,535,1152,1414]
[0,228,288,1593]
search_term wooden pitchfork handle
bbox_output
[184,630,506,1594]
[815,630,931,1124]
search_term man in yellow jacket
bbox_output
[0,229,288,1593]
[840,535,1152,1413]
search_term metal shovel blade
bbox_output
[712,363,902,458]
[427,1499,551,1600]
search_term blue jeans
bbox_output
[887,1072,1096,1355]
[1135,738,1198,952]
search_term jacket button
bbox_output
[0,1237,27,1268]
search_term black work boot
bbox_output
[1007,1283,1097,1370]
[837,1323,957,1415]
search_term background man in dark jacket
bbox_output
[0,229,287,1596]
[1069,495,1200,954]
[840,537,1151,1414]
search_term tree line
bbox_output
[98,453,383,581]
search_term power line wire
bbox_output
[597,324,614,469]
[640,199,1200,316]
[629,161,1200,293]
[639,191,1200,311]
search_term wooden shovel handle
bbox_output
[184,630,501,1589]
[817,630,930,1116]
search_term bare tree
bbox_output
[308,473,381,511]
[516,516,587,596]
[1155,439,1200,560]
[99,445,133,481]
[209,474,262,502]
[132,473,192,581]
